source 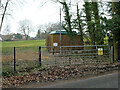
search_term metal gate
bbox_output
[41,45,113,67]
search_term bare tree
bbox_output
[37,24,45,33]
[0,0,9,33]
[0,0,25,33]
[2,24,13,41]
[18,19,33,40]
[2,24,11,35]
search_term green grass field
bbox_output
[2,39,46,61]
[2,39,46,48]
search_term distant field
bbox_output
[2,39,46,48]
[2,40,46,62]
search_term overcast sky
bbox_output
[1,0,117,37]
[1,0,65,37]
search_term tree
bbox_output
[0,0,9,33]
[83,1,106,45]
[92,1,101,44]
[43,22,63,33]
[0,0,25,33]
[105,2,120,60]
[2,24,17,41]
[57,0,75,45]
[18,19,33,40]
[72,3,84,45]
[36,30,41,39]
[91,1,106,45]
[76,4,84,45]
[2,24,11,35]
[2,24,13,41]
[113,2,120,61]
[14,33,22,39]
[50,23,63,31]
[83,1,95,45]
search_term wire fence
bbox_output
[2,45,113,74]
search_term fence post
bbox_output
[14,47,16,73]
[69,57,71,65]
[111,45,114,63]
[96,46,98,60]
[53,47,54,55]
[39,46,41,67]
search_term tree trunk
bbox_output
[112,2,117,61]
[0,0,9,32]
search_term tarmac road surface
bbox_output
[41,72,119,88]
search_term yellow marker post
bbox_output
[98,48,103,55]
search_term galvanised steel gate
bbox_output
[41,45,113,67]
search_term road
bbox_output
[41,72,119,88]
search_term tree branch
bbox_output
[0,0,9,33]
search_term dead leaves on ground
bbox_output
[2,63,120,88]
